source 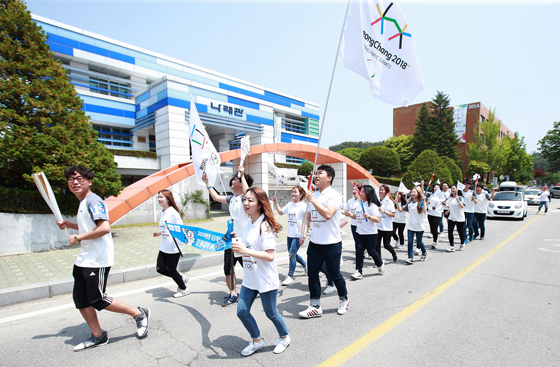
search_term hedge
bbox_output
[0,187,79,216]
[274,162,301,169]
[108,149,158,159]
[373,176,402,186]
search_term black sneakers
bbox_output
[73,330,109,351]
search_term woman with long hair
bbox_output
[397,186,427,265]
[273,186,307,286]
[446,185,466,252]
[153,189,189,298]
[376,185,398,263]
[392,192,407,249]
[233,187,290,356]
[426,184,444,249]
[347,185,385,279]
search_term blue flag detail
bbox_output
[165,220,233,252]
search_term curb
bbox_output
[0,241,292,308]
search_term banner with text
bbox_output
[453,104,468,143]
[165,220,233,252]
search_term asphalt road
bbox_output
[1,205,558,367]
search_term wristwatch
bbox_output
[74,235,81,244]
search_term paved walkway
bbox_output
[0,210,290,290]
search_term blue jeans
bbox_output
[237,286,289,339]
[439,212,444,232]
[287,237,306,277]
[538,201,549,213]
[407,230,426,259]
[464,212,475,241]
[473,213,486,238]
[307,241,347,302]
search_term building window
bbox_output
[282,116,307,134]
[286,156,303,164]
[89,76,132,99]
[149,135,156,152]
[93,124,133,148]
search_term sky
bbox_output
[25,0,560,153]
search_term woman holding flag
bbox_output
[347,185,385,279]
[426,183,444,249]
[233,187,290,356]
[397,186,427,265]
[153,189,190,298]
[273,186,307,286]
[392,191,407,248]
[445,185,466,252]
[376,185,398,264]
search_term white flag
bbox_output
[457,181,466,191]
[398,181,410,194]
[338,0,423,106]
[189,95,221,186]
[432,188,446,202]
[436,179,441,185]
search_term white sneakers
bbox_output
[414,248,421,255]
[431,241,437,249]
[281,276,294,286]
[299,305,323,318]
[378,263,385,275]
[350,270,363,280]
[446,247,455,252]
[323,285,336,295]
[273,336,291,354]
[459,244,465,251]
[337,298,350,315]
[173,287,190,298]
[241,338,265,356]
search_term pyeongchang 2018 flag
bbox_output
[189,95,221,186]
[338,0,423,106]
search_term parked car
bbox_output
[487,191,527,220]
[523,188,541,205]
[550,186,560,198]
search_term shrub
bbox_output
[108,149,157,159]
[297,162,314,177]
[359,146,401,177]
[441,156,463,184]
[401,150,452,188]
[181,190,211,219]
[337,148,363,163]
[0,187,79,216]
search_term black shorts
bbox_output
[73,265,113,311]
[223,249,243,276]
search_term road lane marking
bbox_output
[319,215,540,367]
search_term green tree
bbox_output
[401,150,452,188]
[466,160,490,179]
[441,156,463,184]
[412,92,460,163]
[538,121,560,163]
[384,134,414,173]
[297,162,313,177]
[502,132,533,183]
[337,148,363,163]
[359,146,400,177]
[0,0,122,197]
[467,109,507,175]
[329,140,384,152]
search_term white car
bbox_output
[523,188,541,205]
[487,191,527,221]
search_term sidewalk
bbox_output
[0,210,297,306]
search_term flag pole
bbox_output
[301,1,350,242]
[309,0,350,175]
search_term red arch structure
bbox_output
[105,143,379,224]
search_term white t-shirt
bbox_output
[463,190,475,213]
[75,193,114,268]
[309,186,342,245]
[356,201,380,235]
[403,200,426,232]
[539,191,550,202]
[474,192,491,213]
[159,207,183,254]
[228,194,249,257]
[378,196,395,231]
[448,196,466,222]
[281,201,307,238]
[345,197,361,226]
[241,214,279,293]
[393,201,407,224]
[427,193,444,217]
